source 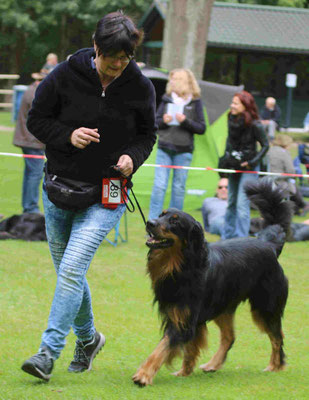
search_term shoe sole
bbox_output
[87,333,106,371]
[21,362,51,381]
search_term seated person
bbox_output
[260,97,281,141]
[298,143,309,172]
[202,177,228,236]
[268,134,309,216]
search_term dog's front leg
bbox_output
[132,335,171,387]
[173,324,208,377]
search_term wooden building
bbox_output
[139,1,309,104]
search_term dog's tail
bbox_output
[244,177,293,257]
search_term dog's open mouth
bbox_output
[146,230,174,249]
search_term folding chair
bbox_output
[105,211,128,247]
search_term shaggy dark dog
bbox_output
[133,178,292,387]
[0,213,46,241]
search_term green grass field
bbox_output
[0,113,309,399]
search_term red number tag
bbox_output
[102,178,128,205]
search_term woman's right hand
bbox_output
[163,114,173,124]
[70,127,100,149]
[240,161,250,169]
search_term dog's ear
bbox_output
[187,221,205,252]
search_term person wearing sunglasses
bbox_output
[202,177,228,237]
[21,11,157,382]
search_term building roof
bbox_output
[141,1,309,55]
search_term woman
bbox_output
[148,68,206,219]
[221,91,269,239]
[21,11,157,381]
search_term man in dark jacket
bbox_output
[13,71,46,213]
[21,12,157,382]
[260,97,281,141]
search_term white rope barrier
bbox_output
[143,163,309,179]
[1,152,309,179]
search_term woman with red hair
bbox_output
[220,90,269,239]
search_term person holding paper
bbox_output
[149,68,206,219]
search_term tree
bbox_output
[160,0,215,80]
[0,0,152,79]
[220,0,308,6]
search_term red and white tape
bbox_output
[1,152,309,179]
[0,152,46,159]
[143,163,309,179]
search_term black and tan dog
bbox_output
[133,178,291,386]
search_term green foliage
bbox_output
[220,0,308,6]
[0,0,153,79]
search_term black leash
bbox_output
[111,166,147,226]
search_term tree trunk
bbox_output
[160,0,215,79]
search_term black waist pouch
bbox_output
[45,165,101,211]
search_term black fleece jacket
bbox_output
[224,118,269,168]
[27,48,157,183]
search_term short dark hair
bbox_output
[93,11,144,57]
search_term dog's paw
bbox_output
[263,364,286,372]
[172,369,190,377]
[132,370,153,387]
[199,362,219,372]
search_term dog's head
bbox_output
[146,208,205,252]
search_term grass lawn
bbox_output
[1,113,309,399]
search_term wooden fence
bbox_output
[0,74,20,109]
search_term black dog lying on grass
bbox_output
[0,213,46,241]
[133,178,292,387]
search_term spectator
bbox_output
[220,90,269,239]
[13,70,47,213]
[148,68,206,219]
[21,11,156,382]
[298,143,309,172]
[202,177,228,236]
[268,134,309,216]
[260,97,281,141]
[41,53,58,74]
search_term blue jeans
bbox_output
[149,148,193,219]
[22,147,45,213]
[41,188,126,359]
[209,216,225,236]
[222,171,258,239]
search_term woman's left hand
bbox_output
[116,155,133,177]
[175,113,186,123]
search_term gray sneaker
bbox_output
[21,347,54,381]
[68,331,105,373]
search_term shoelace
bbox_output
[73,344,90,364]
[32,350,53,368]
